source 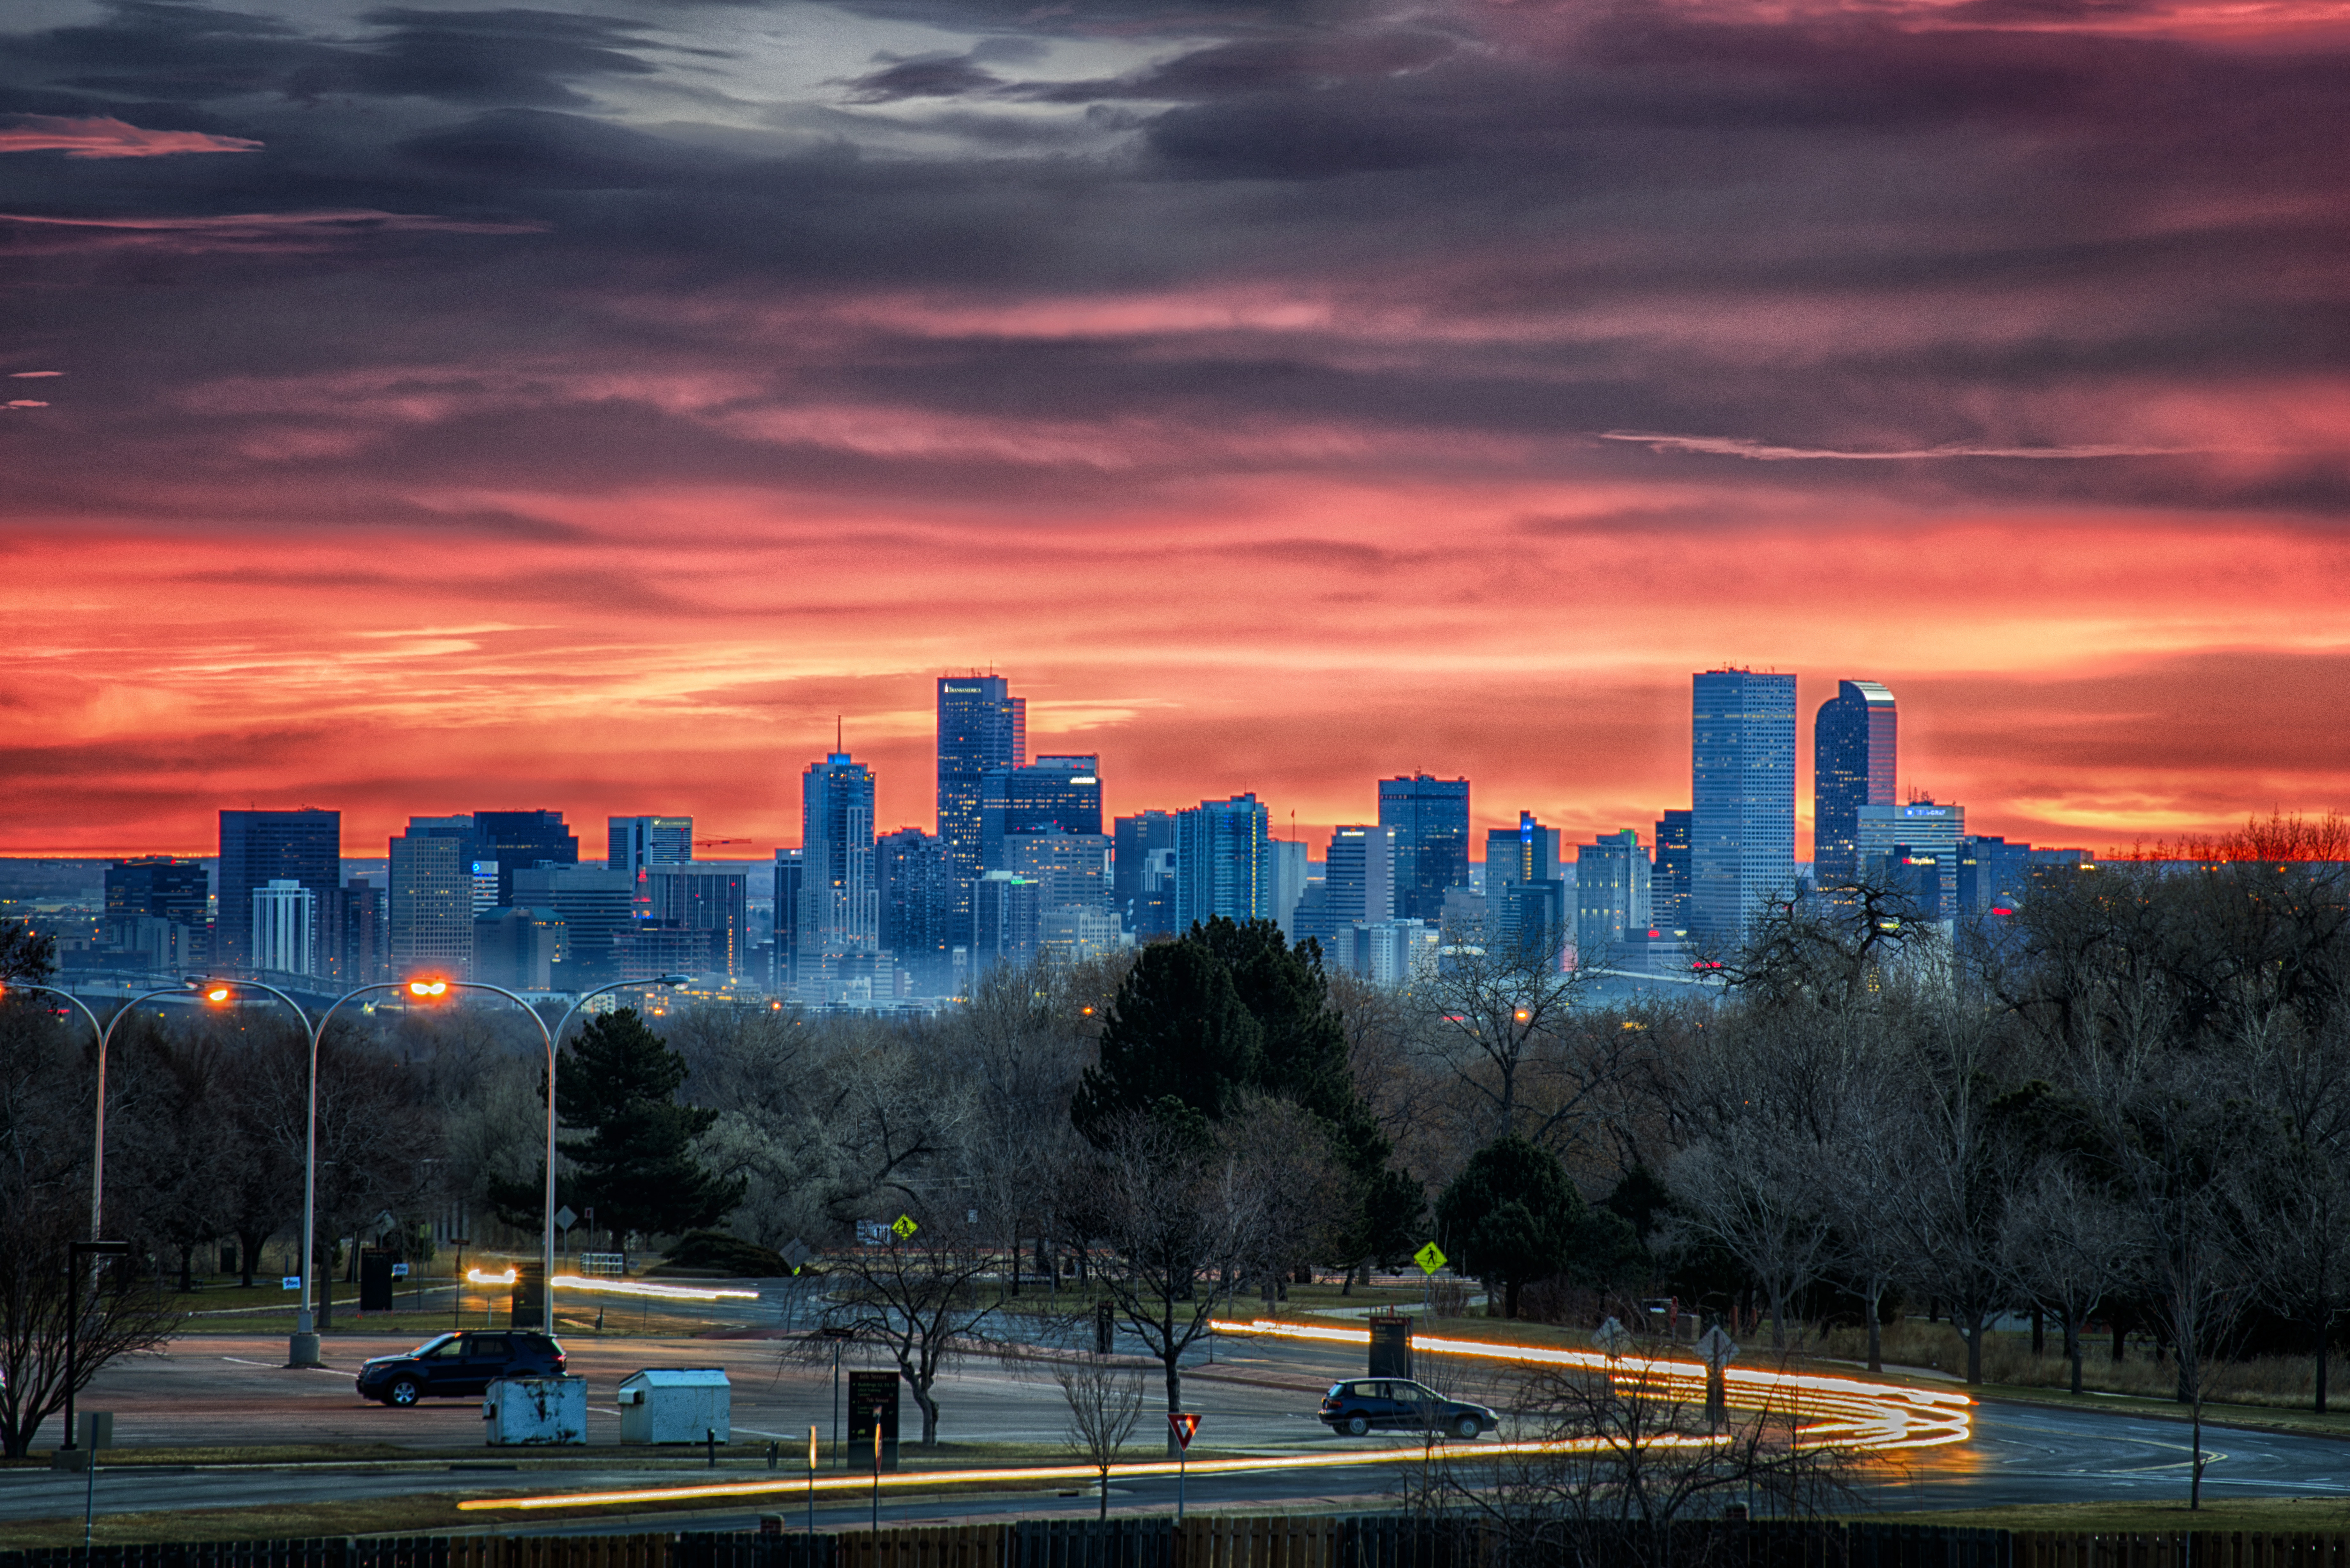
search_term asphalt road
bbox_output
[5,1329,2346,1533]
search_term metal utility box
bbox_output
[509,1262,546,1328]
[616,1368,732,1445]
[360,1249,396,1312]
[1369,1313,1414,1380]
[481,1375,586,1445]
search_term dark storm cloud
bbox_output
[9,0,670,109]
[841,54,1006,102]
[0,0,2344,526]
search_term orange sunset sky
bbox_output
[5,0,2347,860]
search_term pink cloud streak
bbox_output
[0,115,261,158]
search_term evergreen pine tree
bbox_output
[549,1008,744,1240]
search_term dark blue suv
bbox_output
[355,1331,566,1406]
[1320,1378,1496,1439]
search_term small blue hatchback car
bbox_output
[1319,1378,1496,1438]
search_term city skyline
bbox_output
[8,667,2145,862]
[4,0,2343,858]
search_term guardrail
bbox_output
[8,1520,2340,1568]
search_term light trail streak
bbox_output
[1208,1318,1971,1454]
[458,1434,1725,1514]
[456,1315,1967,1516]
[550,1275,760,1302]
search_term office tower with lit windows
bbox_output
[1323,825,1396,938]
[1485,812,1566,961]
[980,755,1102,869]
[1858,798,1965,919]
[876,827,955,994]
[389,816,478,979]
[1575,830,1654,966]
[1814,680,1898,885]
[251,880,318,976]
[1691,669,1797,939]
[469,810,578,908]
[1114,810,1178,937]
[644,865,750,979]
[512,863,634,987]
[1651,810,1693,933]
[937,675,1026,913]
[609,816,693,874]
[1378,774,1470,921]
[800,748,879,984]
[217,808,340,975]
[771,848,804,990]
[1175,794,1270,927]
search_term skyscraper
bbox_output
[1378,774,1470,921]
[389,817,477,979]
[800,748,879,982]
[1174,794,1269,928]
[1651,810,1693,934]
[1575,830,1653,967]
[1324,825,1396,936]
[217,808,340,975]
[1858,798,1965,918]
[251,880,318,976]
[876,827,954,994]
[1485,812,1566,960]
[1691,669,1797,940]
[644,866,750,979]
[1813,680,1898,885]
[512,864,634,987]
[936,675,1025,912]
[470,810,579,908]
[980,755,1102,869]
[608,816,693,875]
[1113,810,1177,937]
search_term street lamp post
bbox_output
[405,974,692,1335]
[198,978,411,1367]
[0,980,198,1241]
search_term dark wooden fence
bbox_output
[10,1518,2347,1568]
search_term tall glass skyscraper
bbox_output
[1377,773,1470,921]
[800,749,878,978]
[217,808,341,976]
[936,675,1026,913]
[1175,794,1269,928]
[1691,669,1797,940]
[1813,680,1897,884]
[979,754,1101,869]
[1651,808,1693,934]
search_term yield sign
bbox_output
[1412,1242,1447,1275]
[1168,1412,1200,1450]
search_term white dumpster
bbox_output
[616,1368,731,1445]
[481,1375,587,1445]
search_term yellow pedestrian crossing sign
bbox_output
[891,1214,919,1240]
[1413,1242,1447,1274]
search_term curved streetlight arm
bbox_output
[442,976,688,1334]
[2,981,194,1241]
[201,978,407,1352]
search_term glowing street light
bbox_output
[401,971,693,1336]
[0,979,197,1241]
[198,976,414,1366]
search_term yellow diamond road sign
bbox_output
[891,1214,919,1240]
[1413,1242,1447,1275]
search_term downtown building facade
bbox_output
[1814,680,1898,886]
[1378,774,1470,921]
[1690,669,1797,941]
